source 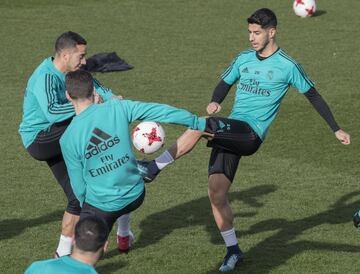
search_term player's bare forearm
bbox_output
[168,129,204,159]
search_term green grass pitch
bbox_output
[0,0,359,273]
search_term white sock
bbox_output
[220,228,238,247]
[117,213,131,237]
[56,235,73,257]
[155,150,174,170]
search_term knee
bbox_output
[208,187,227,207]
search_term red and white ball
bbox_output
[132,121,165,154]
[293,0,316,18]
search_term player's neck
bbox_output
[257,41,278,58]
[70,252,97,266]
[73,100,94,115]
[53,56,67,74]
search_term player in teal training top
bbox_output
[18,31,120,257]
[60,70,205,253]
[222,47,315,140]
[138,8,351,272]
[25,215,108,274]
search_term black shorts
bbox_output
[27,118,73,161]
[80,189,146,235]
[205,117,262,182]
[27,117,80,215]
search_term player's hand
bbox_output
[111,95,124,100]
[335,129,350,145]
[94,92,104,104]
[206,102,221,114]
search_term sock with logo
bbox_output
[117,213,131,236]
[56,235,73,257]
[220,228,241,255]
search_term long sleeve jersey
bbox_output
[19,57,114,147]
[60,99,205,212]
[221,48,314,140]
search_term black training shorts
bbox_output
[80,189,146,235]
[27,117,81,215]
[205,117,262,182]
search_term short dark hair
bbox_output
[65,70,94,100]
[55,31,87,54]
[247,8,277,28]
[74,216,109,252]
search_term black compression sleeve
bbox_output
[211,80,232,104]
[304,87,340,132]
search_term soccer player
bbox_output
[18,31,119,257]
[139,8,351,272]
[25,215,108,274]
[59,70,206,252]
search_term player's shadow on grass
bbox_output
[103,184,276,265]
[135,184,276,249]
[0,210,63,241]
[205,191,360,274]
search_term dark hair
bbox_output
[247,8,277,28]
[74,216,109,252]
[65,70,94,100]
[55,31,87,54]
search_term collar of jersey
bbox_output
[255,47,281,61]
[74,103,98,121]
[61,255,95,270]
[46,56,66,79]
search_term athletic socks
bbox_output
[56,235,73,257]
[140,150,174,182]
[220,227,241,255]
[117,213,131,236]
[154,150,174,170]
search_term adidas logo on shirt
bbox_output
[85,128,120,159]
[242,67,249,73]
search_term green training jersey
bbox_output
[60,99,205,212]
[24,256,98,274]
[222,48,314,140]
[19,57,114,148]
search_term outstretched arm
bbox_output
[207,80,232,114]
[167,80,232,159]
[304,87,350,145]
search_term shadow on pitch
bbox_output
[205,191,360,274]
[0,210,63,241]
[313,10,327,17]
[129,184,275,252]
[101,184,276,269]
[135,184,276,250]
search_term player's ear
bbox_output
[269,27,276,39]
[61,50,69,62]
[65,90,72,102]
[103,240,109,252]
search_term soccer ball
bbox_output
[293,0,316,18]
[132,121,165,154]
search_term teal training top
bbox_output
[222,48,314,140]
[19,57,114,148]
[24,256,98,274]
[60,99,205,212]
